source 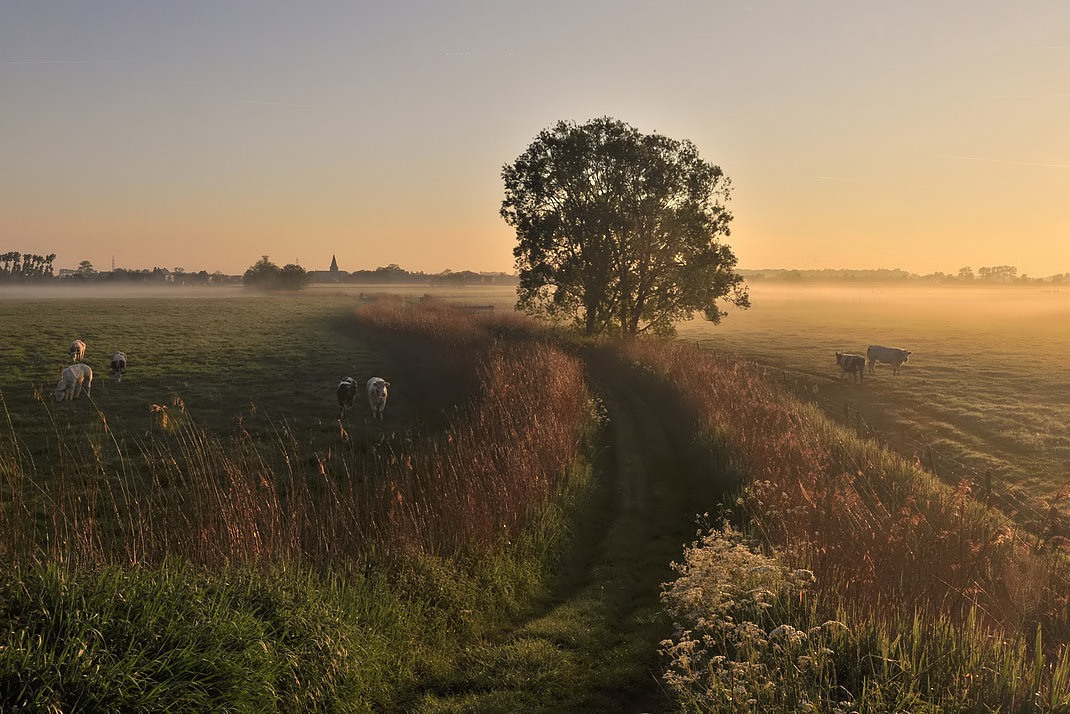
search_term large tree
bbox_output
[501,117,748,337]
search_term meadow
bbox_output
[679,282,1070,537]
[0,283,1068,709]
[0,288,574,561]
[0,286,500,442]
[0,290,602,709]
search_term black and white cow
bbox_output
[337,376,359,419]
[68,339,86,362]
[55,363,93,402]
[867,345,911,375]
[367,377,390,420]
[835,352,865,383]
[110,352,127,382]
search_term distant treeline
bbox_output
[19,249,1066,288]
[0,252,517,288]
[740,266,1070,285]
[0,252,56,281]
[85,268,242,286]
[315,264,519,286]
[0,251,242,286]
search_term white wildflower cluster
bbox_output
[660,525,856,712]
[587,394,610,426]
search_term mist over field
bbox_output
[7,278,1064,525]
[678,282,1070,534]
[681,282,1070,382]
[0,284,246,300]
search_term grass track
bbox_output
[407,345,739,712]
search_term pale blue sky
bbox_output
[2,1,1067,275]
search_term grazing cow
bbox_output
[110,352,127,382]
[835,352,865,383]
[337,376,359,419]
[366,377,390,420]
[54,363,93,402]
[68,339,86,362]
[867,345,911,375]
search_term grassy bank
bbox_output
[678,283,1070,539]
[0,505,597,711]
[621,340,1070,710]
[0,299,595,709]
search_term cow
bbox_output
[835,352,865,383]
[867,345,911,375]
[110,352,127,382]
[68,339,86,362]
[54,363,93,402]
[337,376,359,419]
[367,377,390,420]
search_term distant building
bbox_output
[309,254,345,283]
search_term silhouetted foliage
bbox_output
[330,264,517,286]
[502,117,748,337]
[0,252,55,281]
[242,256,310,291]
[977,265,1018,283]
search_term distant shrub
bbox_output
[242,256,310,291]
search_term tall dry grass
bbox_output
[619,340,1069,643]
[0,299,588,568]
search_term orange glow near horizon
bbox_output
[2,3,1067,277]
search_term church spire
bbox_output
[329,255,339,272]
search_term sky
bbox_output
[1,1,1068,277]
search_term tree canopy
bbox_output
[0,252,55,281]
[501,117,748,337]
[242,256,310,291]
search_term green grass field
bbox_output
[1,291,365,432]
[3,281,1067,536]
[679,282,1070,534]
[0,287,497,455]
[0,285,1066,710]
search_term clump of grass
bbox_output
[661,524,1070,712]
[0,561,366,711]
[353,295,491,347]
[338,296,589,559]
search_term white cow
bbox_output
[867,345,911,375]
[337,376,358,419]
[835,352,865,383]
[68,339,86,362]
[110,352,127,382]
[55,363,93,402]
[367,377,390,420]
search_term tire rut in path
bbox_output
[412,349,726,713]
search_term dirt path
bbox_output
[410,347,729,713]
